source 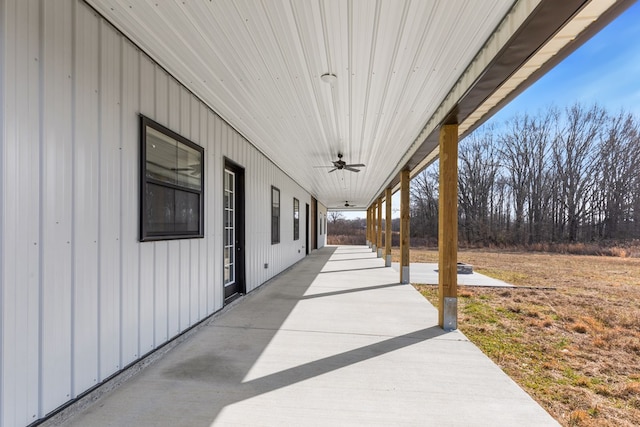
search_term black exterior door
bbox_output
[223,159,245,302]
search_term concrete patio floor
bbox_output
[55,245,558,427]
[391,262,515,287]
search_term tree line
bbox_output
[411,103,640,245]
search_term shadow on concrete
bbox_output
[234,325,445,394]
[319,266,387,274]
[64,246,440,426]
[299,282,404,300]
[326,257,379,262]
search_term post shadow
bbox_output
[63,246,446,426]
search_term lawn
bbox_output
[393,247,640,426]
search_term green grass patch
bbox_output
[413,284,565,413]
[554,337,571,350]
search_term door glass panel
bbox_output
[224,169,236,287]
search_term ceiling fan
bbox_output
[343,201,357,207]
[315,153,365,173]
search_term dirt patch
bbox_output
[403,248,640,426]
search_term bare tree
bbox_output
[328,211,345,225]
[499,113,535,244]
[408,102,640,245]
[597,111,640,238]
[411,166,439,239]
[553,104,606,241]
[458,127,499,243]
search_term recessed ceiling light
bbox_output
[320,73,337,84]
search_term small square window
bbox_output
[140,115,204,241]
[271,186,280,244]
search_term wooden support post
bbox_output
[370,206,374,248]
[439,124,459,330]
[371,201,377,253]
[400,170,410,284]
[377,197,383,258]
[366,206,371,247]
[385,188,392,267]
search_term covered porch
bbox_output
[2,1,634,425]
[53,246,557,426]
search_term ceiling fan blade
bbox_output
[328,168,338,173]
[345,163,365,168]
[344,167,361,173]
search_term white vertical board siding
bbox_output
[41,0,74,412]
[0,1,312,425]
[72,2,100,396]
[98,17,122,382]
[138,54,157,354]
[120,39,141,366]
[1,1,42,424]
[178,89,191,330]
[198,105,209,318]
[209,113,223,312]
[166,78,182,338]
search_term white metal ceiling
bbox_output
[84,0,625,210]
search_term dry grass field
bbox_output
[392,247,640,426]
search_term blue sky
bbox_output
[490,2,640,121]
[338,3,640,220]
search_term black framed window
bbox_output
[293,198,300,240]
[271,186,280,244]
[140,115,204,241]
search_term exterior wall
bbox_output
[0,1,310,426]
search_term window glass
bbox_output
[145,183,175,233]
[176,143,202,190]
[146,128,178,184]
[174,190,200,232]
[141,116,204,241]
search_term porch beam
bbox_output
[400,170,410,284]
[377,197,383,258]
[438,124,459,330]
[385,188,392,267]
